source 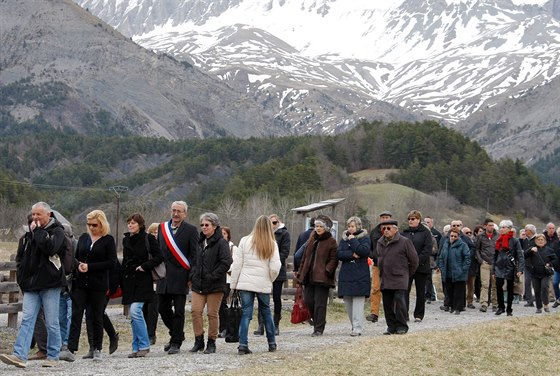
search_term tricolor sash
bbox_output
[161,221,190,270]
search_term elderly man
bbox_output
[521,224,537,307]
[375,220,418,335]
[367,210,393,323]
[156,201,199,355]
[0,202,66,369]
[475,219,500,312]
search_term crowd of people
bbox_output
[1,200,559,369]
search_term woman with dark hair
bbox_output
[524,234,556,313]
[189,213,232,354]
[436,228,470,314]
[65,210,117,362]
[337,216,371,336]
[230,215,281,354]
[297,214,338,336]
[121,213,163,358]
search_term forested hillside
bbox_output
[0,121,558,222]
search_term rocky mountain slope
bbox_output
[75,0,560,163]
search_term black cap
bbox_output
[379,220,398,227]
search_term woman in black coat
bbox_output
[67,210,117,361]
[402,210,433,322]
[337,216,371,336]
[524,234,556,313]
[121,213,163,358]
[188,213,232,355]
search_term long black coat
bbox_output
[190,227,232,295]
[156,220,199,295]
[402,225,433,274]
[74,233,117,292]
[121,231,164,305]
[337,229,371,297]
[493,237,524,280]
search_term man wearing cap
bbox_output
[366,210,392,323]
[375,220,418,335]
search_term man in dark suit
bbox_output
[156,201,199,354]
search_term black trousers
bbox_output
[272,280,284,316]
[303,284,330,334]
[68,288,106,352]
[158,293,186,346]
[85,295,116,349]
[496,277,514,313]
[218,283,231,332]
[532,276,550,309]
[407,272,429,320]
[143,294,159,338]
[382,289,408,333]
[445,278,466,312]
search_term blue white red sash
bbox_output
[161,221,190,270]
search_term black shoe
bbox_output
[552,300,560,308]
[253,324,264,336]
[523,302,534,307]
[495,308,505,315]
[203,339,216,354]
[507,311,513,316]
[449,310,455,314]
[149,335,156,345]
[479,306,487,312]
[268,343,277,352]
[440,305,449,312]
[467,304,476,309]
[396,328,408,335]
[168,344,180,355]
[163,342,172,352]
[109,332,119,355]
[217,330,226,339]
[454,311,460,315]
[383,330,393,335]
[311,331,323,337]
[238,346,252,355]
[426,300,432,304]
[189,335,205,353]
[366,313,378,323]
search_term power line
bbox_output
[0,178,108,192]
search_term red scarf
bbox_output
[495,231,513,251]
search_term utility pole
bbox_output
[110,185,128,250]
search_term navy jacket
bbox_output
[337,229,371,297]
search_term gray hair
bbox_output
[499,219,513,229]
[346,216,362,230]
[172,201,188,212]
[32,201,52,214]
[199,212,220,227]
[524,224,537,235]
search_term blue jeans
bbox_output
[14,288,61,360]
[59,291,72,346]
[239,291,275,347]
[553,271,560,300]
[130,302,150,352]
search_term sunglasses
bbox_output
[200,223,211,227]
[381,226,393,231]
[272,221,278,225]
[408,217,418,221]
[465,232,472,235]
[87,223,98,228]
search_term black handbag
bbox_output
[225,291,242,343]
[536,249,554,277]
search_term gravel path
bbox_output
[0,299,553,375]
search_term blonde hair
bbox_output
[250,215,276,260]
[86,210,110,236]
[147,223,159,236]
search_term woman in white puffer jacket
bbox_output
[230,215,281,355]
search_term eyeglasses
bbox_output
[465,232,472,235]
[381,226,393,231]
[86,223,98,228]
[172,209,185,213]
[200,223,211,227]
[272,221,278,225]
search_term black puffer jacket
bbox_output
[15,218,67,292]
[190,227,232,295]
[402,225,433,274]
[493,238,524,280]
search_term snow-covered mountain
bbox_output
[76,0,560,161]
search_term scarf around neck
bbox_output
[495,231,513,251]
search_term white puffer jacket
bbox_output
[230,234,281,293]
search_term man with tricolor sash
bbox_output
[156,201,199,355]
